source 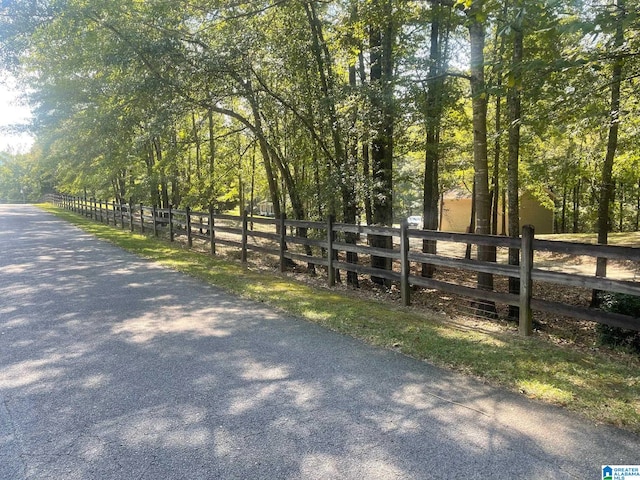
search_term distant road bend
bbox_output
[0,204,638,479]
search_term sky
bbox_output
[0,75,34,154]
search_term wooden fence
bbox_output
[49,194,640,335]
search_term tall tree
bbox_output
[422,0,451,278]
[369,0,396,284]
[467,0,497,315]
[593,0,626,306]
[507,6,524,319]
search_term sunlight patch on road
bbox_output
[81,374,109,389]
[0,357,65,389]
[112,309,233,343]
[0,263,32,274]
[228,383,282,415]
[240,360,290,381]
[298,450,408,479]
[119,405,211,448]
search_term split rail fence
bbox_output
[50,194,640,336]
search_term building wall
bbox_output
[439,191,554,234]
[520,191,554,234]
[440,197,474,232]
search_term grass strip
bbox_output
[40,204,640,433]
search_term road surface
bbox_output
[1,204,638,479]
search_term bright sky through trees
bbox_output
[0,75,33,153]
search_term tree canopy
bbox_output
[1,0,639,237]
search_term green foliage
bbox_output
[1,0,640,233]
[0,150,51,202]
[597,293,640,353]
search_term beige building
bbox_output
[439,189,554,234]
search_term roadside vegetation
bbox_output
[41,204,640,434]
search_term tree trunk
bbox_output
[561,184,567,233]
[492,91,501,236]
[369,3,395,285]
[507,21,523,320]
[636,178,639,231]
[592,0,624,307]
[359,50,373,227]
[344,9,360,287]
[618,183,624,231]
[192,112,201,175]
[422,0,446,278]
[146,140,160,207]
[208,108,216,207]
[468,2,496,316]
[572,179,580,233]
[465,179,476,260]
[245,84,282,222]
[154,138,169,210]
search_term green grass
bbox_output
[39,204,640,433]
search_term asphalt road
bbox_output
[1,204,638,479]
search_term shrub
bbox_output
[597,293,640,353]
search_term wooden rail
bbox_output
[50,194,640,335]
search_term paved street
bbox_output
[1,204,638,479]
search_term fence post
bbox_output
[152,205,158,237]
[327,215,335,287]
[169,205,174,242]
[209,207,216,255]
[519,225,534,336]
[400,220,411,307]
[278,213,287,272]
[140,203,144,233]
[186,206,193,248]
